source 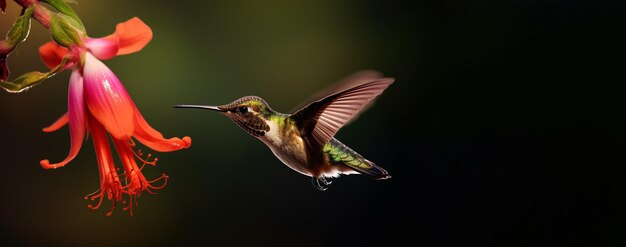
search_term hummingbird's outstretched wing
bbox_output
[291,77,394,150]
[289,70,384,113]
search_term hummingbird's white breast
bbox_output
[259,119,312,177]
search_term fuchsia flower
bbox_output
[39,17,191,216]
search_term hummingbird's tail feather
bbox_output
[349,160,391,180]
[323,138,391,180]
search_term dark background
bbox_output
[0,0,624,245]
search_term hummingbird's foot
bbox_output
[312,177,332,191]
[319,177,332,186]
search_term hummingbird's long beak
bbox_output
[173,105,224,112]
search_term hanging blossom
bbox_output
[39,17,191,216]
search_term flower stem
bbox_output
[13,0,51,28]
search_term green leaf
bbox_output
[41,0,84,30]
[49,12,84,47]
[0,57,68,93]
[5,6,33,48]
[1,6,33,81]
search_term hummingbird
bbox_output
[175,71,394,191]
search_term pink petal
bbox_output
[133,103,191,152]
[42,112,69,132]
[83,53,134,140]
[40,70,86,169]
[85,38,119,61]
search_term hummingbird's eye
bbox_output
[239,106,248,113]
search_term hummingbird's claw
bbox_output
[312,177,331,191]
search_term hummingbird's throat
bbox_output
[229,114,270,137]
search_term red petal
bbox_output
[40,70,86,169]
[87,113,125,216]
[39,42,68,69]
[42,112,69,132]
[104,17,153,56]
[132,104,191,152]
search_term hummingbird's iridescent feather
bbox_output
[292,78,395,150]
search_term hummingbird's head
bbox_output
[174,96,273,137]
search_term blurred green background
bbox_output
[0,0,623,245]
